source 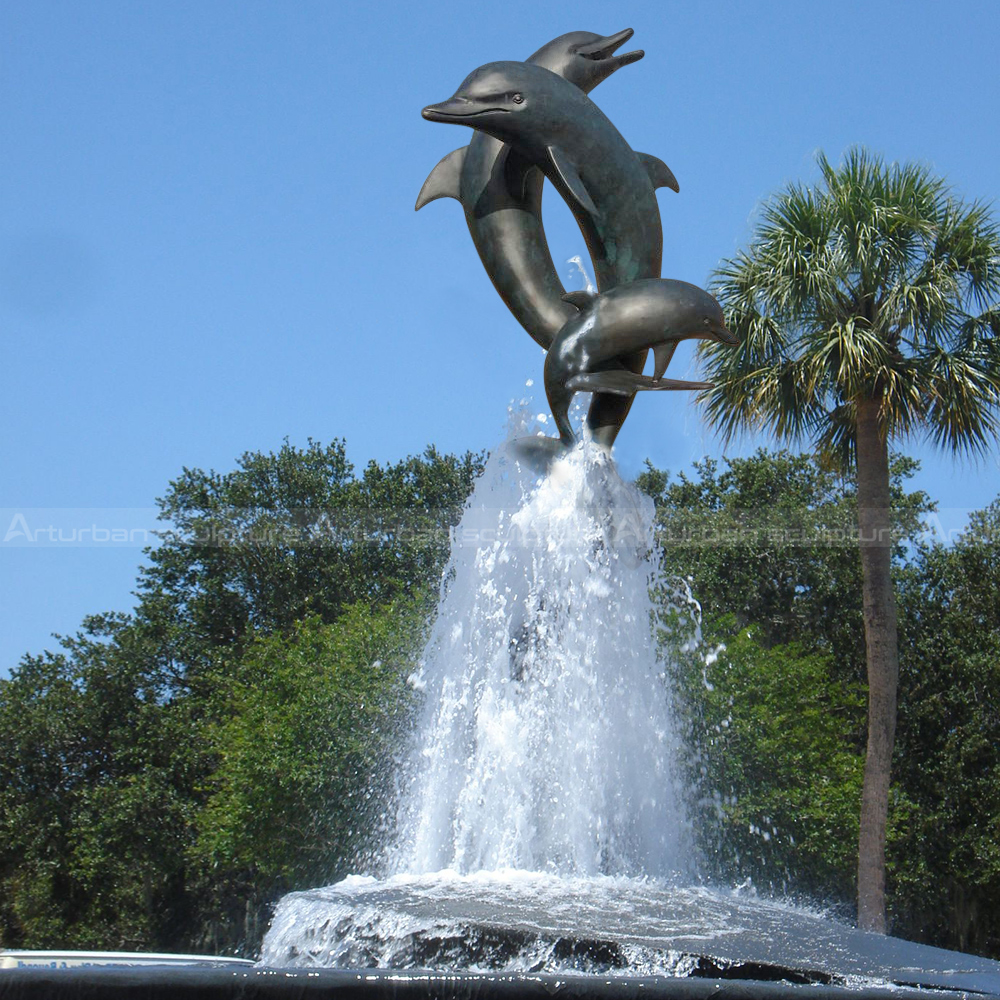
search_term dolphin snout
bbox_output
[422,99,471,122]
[422,96,510,123]
[715,324,740,346]
[577,28,644,68]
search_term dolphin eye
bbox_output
[512,92,524,104]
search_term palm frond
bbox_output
[920,342,1000,455]
[702,147,1000,465]
[813,400,858,470]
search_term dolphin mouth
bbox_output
[680,323,739,346]
[422,101,509,123]
[576,27,644,68]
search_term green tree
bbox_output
[891,498,1000,955]
[638,449,931,673]
[673,624,865,906]
[639,449,926,911]
[0,440,483,955]
[700,148,1000,930]
[0,614,204,949]
[190,598,428,954]
[137,439,483,683]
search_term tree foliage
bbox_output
[638,448,931,669]
[675,625,865,907]
[0,440,482,955]
[700,148,1000,467]
[891,500,1000,955]
[643,451,1000,956]
[0,613,203,949]
[135,439,483,680]
[196,603,422,884]
[189,599,429,953]
[640,450,926,910]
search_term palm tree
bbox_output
[699,148,1000,932]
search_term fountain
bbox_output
[8,25,999,1000]
[252,27,1000,994]
[255,436,1000,995]
[260,434,693,969]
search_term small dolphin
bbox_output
[416,29,674,353]
[423,59,675,447]
[543,279,739,447]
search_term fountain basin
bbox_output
[0,966,996,1000]
[259,870,1000,995]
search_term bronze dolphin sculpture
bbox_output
[416,28,674,354]
[543,280,738,448]
[422,56,678,447]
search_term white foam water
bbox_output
[388,434,688,878]
[260,868,1000,991]
[260,429,693,969]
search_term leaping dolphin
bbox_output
[422,57,678,447]
[415,29,672,354]
[543,279,739,447]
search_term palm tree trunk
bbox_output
[855,396,899,933]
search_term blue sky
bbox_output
[3,0,999,674]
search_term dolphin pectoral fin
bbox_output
[567,371,713,395]
[546,145,600,220]
[562,290,596,311]
[646,377,714,391]
[638,152,680,193]
[415,147,468,210]
[566,371,636,396]
[652,342,677,379]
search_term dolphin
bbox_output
[527,27,645,88]
[421,56,679,447]
[542,279,739,447]
[415,29,674,355]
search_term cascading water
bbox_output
[390,434,687,879]
[260,424,700,969]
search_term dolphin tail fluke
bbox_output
[511,435,569,473]
[562,289,596,310]
[638,152,680,193]
[566,371,713,395]
[415,147,467,210]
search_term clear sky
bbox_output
[3,0,999,675]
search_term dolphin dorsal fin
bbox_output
[638,152,680,193]
[562,290,596,311]
[415,147,467,211]
[653,342,677,379]
[546,145,600,220]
